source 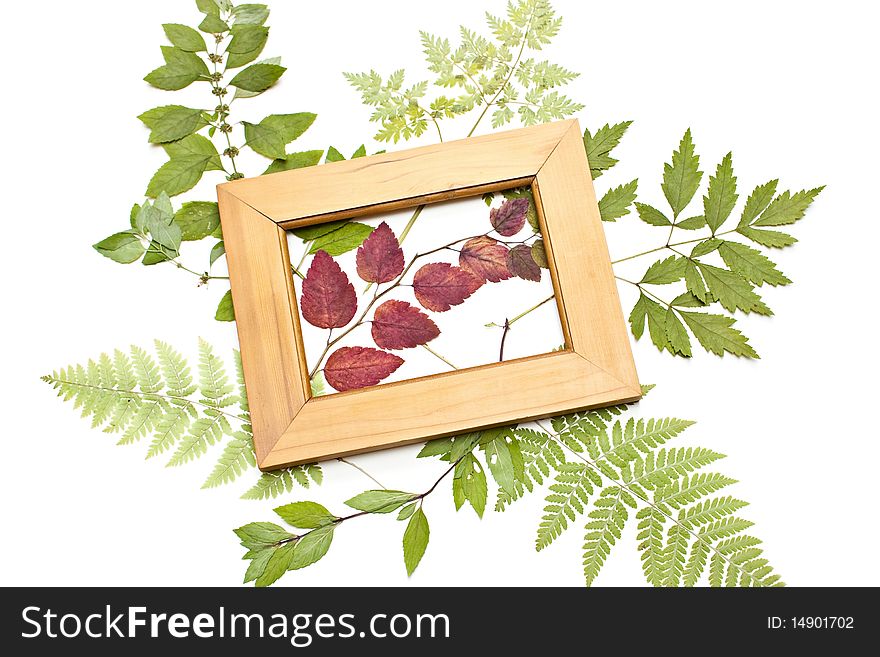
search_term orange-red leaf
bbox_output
[412,262,482,312]
[300,250,357,329]
[356,221,404,283]
[490,197,529,236]
[372,300,440,349]
[507,244,541,282]
[324,346,404,392]
[459,236,511,283]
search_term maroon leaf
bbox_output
[459,236,511,283]
[300,250,357,329]
[507,245,541,282]
[324,346,404,392]
[412,262,482,312]
[356,221,404,283]
[372,300,440,349]
[490,197,529,236]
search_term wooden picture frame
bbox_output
[217,119,640,470]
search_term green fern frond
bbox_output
[240,465,324,500]
[536,462,601,550]
[203,431,257,488]
[155,340,196,397]
[582,487,632,585]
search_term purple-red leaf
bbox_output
[412,262,482,312]
[507,244,541,282]
[490,197,529,236]
[300,250,357,329]
[371,300,440,349]
[459,236,511,283]
[324,346,404,392]
[356,221,404,283]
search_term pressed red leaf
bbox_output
[507,244,541,282]
[412,262,482,312]
[324,346,404,392]
[490,197,529,236]
[300,250,357,329]
[372,300,440,349]
[355,221,404,283]
[459,236,511,283]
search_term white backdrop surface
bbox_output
[1,0,877,586]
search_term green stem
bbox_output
[337,457,387,489]
[421,344,458,370]
[611,229,735,265]
[509,294,554,326]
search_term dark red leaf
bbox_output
[355,221,404,283]
[507,245,541,282]
[412,262,482,312]
[371,300,440,349]
[324,346,404,392]
[459,236,511,283]
[300,250,357,329]
[490,197,529,236]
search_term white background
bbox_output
[1,0,877,586]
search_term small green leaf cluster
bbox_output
[93,0,323,322]
[345,0,582,143]
[41,340,321,497]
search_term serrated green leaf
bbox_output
[598,179,638,222]
[665,309,692,357]
[215,290,234,322]
[138,105,207,144]
[736,226,797,249]
[640,256,686,285]
[697,263,772,315]
[325,146,345,163]
[198,14,228,34]
[635,202,671,227]
[93,231,146,264]
[675,215,706,230]
[163,24,207,52]
[482,432,516,495]
[144,46,209,90]
[662,128,702,218]
[684,261,708,302]
[291,220,346,242]
[227,25,268,54]
[583,121,631,178]
[289,526,334,571]
[738,180,778,228]
[210,241,225,266]
[679,311,758,358]
[690,238,721,258]
[274,501,336,529]
[703,152,738,233]
[453,453,487,518]
[670,292,707,308]
[243,113,316,159]
[232,4,269,26]
[174,201,220,241]
[147,135,222,198]
[309,222,373,256]
[234,521,292,549]
[402,508,429,576]
[752,187,823,227]
[345,490,416,514]
[229,62,286,92]
[629,293,672,353]
[254,543,295,587]
[718,242,791,287]
[397,503,417,521]
[262,149,324,175]
[196,0,222,15]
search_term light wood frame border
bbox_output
[217,119,640,470]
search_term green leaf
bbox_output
[144,46,209,90]
[665,309,692,357]
[215,290,235,322]
[662,128,702,218]
[274,501,337,529]
[147,135,222,198]
[397,503,417,521]
[738,180,778,227]
[174,201,220,241]
[670,292,707,308]
[262,149,324,175]
[635,203,671,227]
[243,548,272,584]
[234,521,292,549]
[640,256,686,285]
[162,24,207,52]
[752,187,823,227]
[718,242,791,287]
[452,453,487,517]
[309,222,373,256]
[351,145,367,158]
[93,231,146,264]
[345,490,416,514]
[583,121,631,178]
[142,241,176,266]
[292,220,346,242]
[679,311,758,358]
[675,215,706,230]
[198,14,229,34]
[243,113,316,159]
[690,238,721,258]
[402,508,429,576]
[254,543,295,587]
[289,526,334,571]
[482,431,516,495]
[229,62,286,93]
[137,105,207,144]
[629,293,672,353]
[226,44,268,70]
[736,226,797,249]
[210,241,225,266]
[325,146,345,163]
[703,153,738,233]
[232,4,270,25]
[598,179,638,222]
[143,192,181,251]
[196,0,222,14]
[227,25,268,54]
[684,261,708,302]
[697,263,772,315]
